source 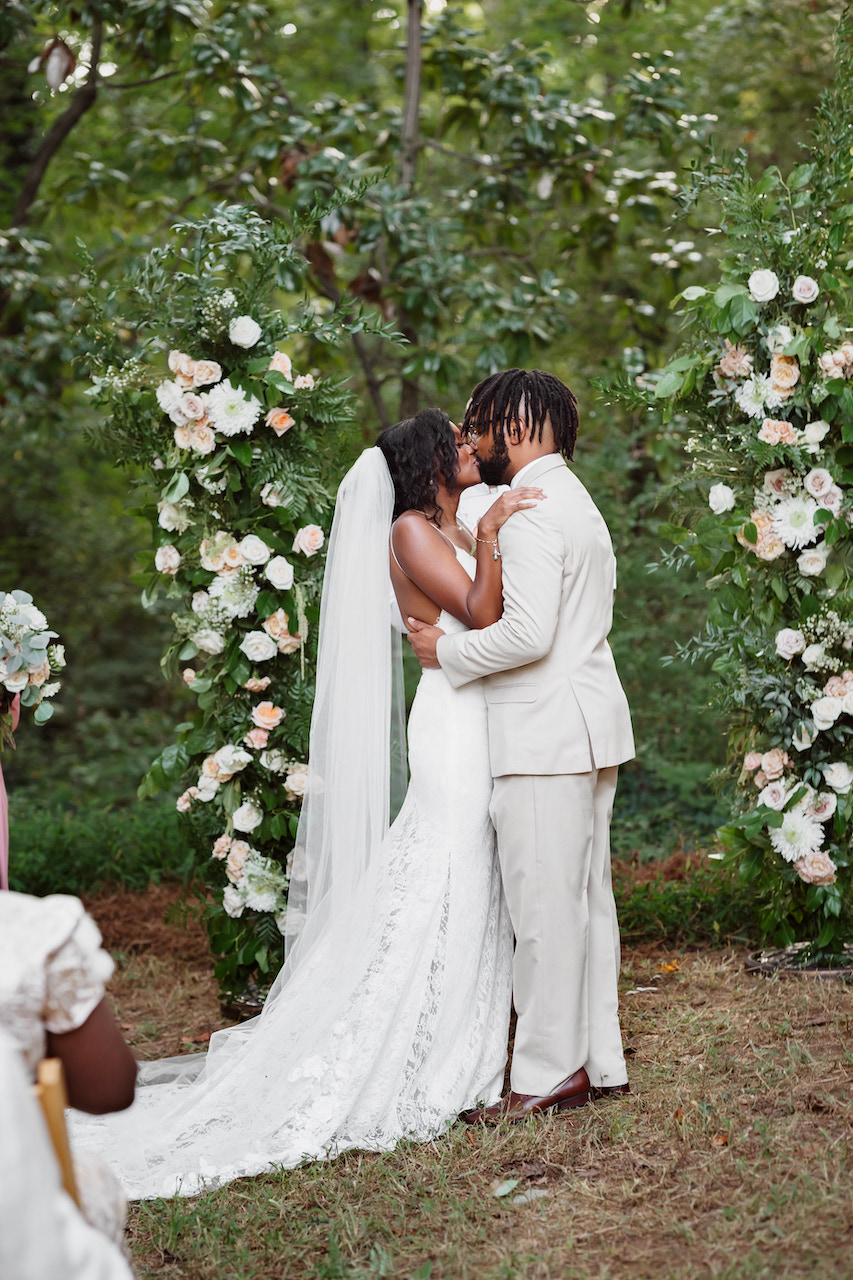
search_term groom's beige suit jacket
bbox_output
[437,453,634,775]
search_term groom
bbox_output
[408,368,635,1119]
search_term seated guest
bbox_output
[0,1026,135,1280]
[0,891,137,1256]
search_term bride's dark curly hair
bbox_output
[376,408,460,522]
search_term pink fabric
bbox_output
[0,696,21,891]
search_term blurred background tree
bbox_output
[0,0,843,893]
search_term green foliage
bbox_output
[6,794,193,897]
[615,862,758,947]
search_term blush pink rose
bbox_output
[244,676,272,692]
[744,752,763,771]
[760,748,788,781]
[211,835,233,860]
[244,727,270,749]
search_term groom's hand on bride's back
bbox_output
[407,618,444,668]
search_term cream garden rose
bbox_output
[292,525,325,556]
[748,269,780,303]
[239,631,278,663]
[154,544,181,575]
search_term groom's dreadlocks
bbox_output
[462,368,579,460]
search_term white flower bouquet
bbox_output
[0,590,65,747]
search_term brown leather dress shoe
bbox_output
[461,1067,590,1125]
[590,1082,630,1100]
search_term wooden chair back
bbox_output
[32,1057,80,1206]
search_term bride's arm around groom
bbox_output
[409,367,635,1117]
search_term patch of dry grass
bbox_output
[115,944,853,1280]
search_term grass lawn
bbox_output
[88,887,853,1280]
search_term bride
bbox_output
[71,408,541,1199]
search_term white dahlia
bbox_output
[769,810,824,863]
[206,379,262,436]
[735,374,774,420]
[771,495,819,549]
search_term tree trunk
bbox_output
[11,21,103,228]
[397,0,423,418]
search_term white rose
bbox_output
[232,798,264,832]
[196,775,220,801]
[758,781,789,810]
[239,534,271,565]
[803,468,834,499]
[803,420,830,447]
[191,590,210,614]
[791,275,819,304]
[792,724,816,751]
[239,631,278,662]
[154,544,181,575]
[157,501,194,533]
[260,482,287,508]
[229,315,262,348]
[764,323,793,355]
[709,483,736,514]
[265,556,295,591]
[155,380,184,414]
[775,628,806,659]
[821,485,843,516]
[811,696,844,730]
[194,628,226,655]
[748,269,780,303]
[822,761,853,793]
[842,689,853,716]
[2,670,29,694]
[259,748,289,774]
[214,744,253,777]
[797,544,829,577]
[802,643,827,670]
[222,884,247,918]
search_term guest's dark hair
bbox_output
[462,368,579,460]
[376,408,459,521]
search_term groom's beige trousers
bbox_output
[490,765,626,1096]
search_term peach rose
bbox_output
[226,842,252,884]
[269,351,293,379]
[251,701,285,731]
[154,544,181,575]
[192,359,222,387]
[176,786,199,812]
[292,524,325,556]
[222,542,246,569]
[244,676,272,692]
[754,770,768,788]
[244,727,270,750]
[211,834,233,860]
[794,850,837,885]
[285,763,309,801]
[266,408,295,437]
[28,658,50,687]
[717,340,753,379]
[191,424,216,454]
[758,418,798,446]
[182,668,196,685]
[760,748,788,781]
[770,354,800,391]
[174,423,194,449]
[825,676,847,698]
[168,349,196,387]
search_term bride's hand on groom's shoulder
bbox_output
[478,486,543,540]
[407,618,444,668]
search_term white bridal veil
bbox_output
[284,445,406,968]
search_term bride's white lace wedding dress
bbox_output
[70,549,513,1200]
